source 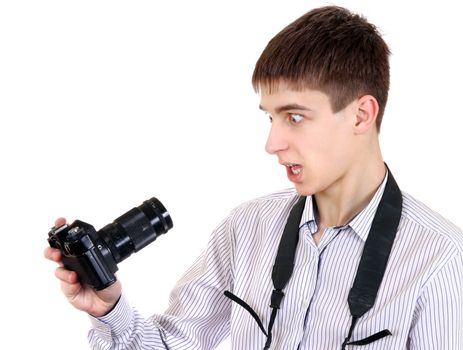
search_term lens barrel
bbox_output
[99,197,173,263]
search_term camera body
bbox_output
[48,197,173,290]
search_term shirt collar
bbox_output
[299,171,389,242]
[300,196,316,229]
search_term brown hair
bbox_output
[252,6,390,130]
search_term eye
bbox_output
[289,113,304,124]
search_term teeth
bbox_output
[285,164,301,175]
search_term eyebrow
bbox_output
[258,103,312,114]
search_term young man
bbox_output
[45,6,463,349]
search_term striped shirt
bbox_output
[89,176,463,349]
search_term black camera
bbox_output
[48,197,173,290]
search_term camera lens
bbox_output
[138,197,173,240]
[98,197,173,264]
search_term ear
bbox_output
[353,95,379,134]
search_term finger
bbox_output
[55,266,79,284]
[61,279,83,299]
[44,247,62,262]
[54,217,67,227]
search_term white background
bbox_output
[1,1,462,349]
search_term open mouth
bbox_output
[285,164,302,175]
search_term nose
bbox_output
[265,121,288,155]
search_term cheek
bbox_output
[322,121,354,156]
[296,119,352,161]
[301,131,352,164]
[305,128,332,152]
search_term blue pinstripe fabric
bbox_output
[89,177,463,349]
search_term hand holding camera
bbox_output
[45,233,123,317]
[44,197,173,316]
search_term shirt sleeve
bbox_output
[87,211,235,350]
[408,251,463,349]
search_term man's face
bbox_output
[260,85,358,196]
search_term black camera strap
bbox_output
[225,169,402,349]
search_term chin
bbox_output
[293,183,316,197]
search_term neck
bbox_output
[314,158,386,228]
